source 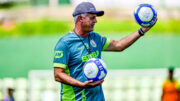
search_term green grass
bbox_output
[0,34,180,77]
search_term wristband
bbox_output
[138,28,145,36]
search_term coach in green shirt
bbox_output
[53,2,157,101]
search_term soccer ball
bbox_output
[83,58,107,81]
[134,4,157,27]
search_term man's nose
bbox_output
[94,18,97,23]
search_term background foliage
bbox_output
[0,19,180,37]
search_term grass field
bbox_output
[0,33,180,78]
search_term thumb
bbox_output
[87,80,93,83]
[84,80,93,84]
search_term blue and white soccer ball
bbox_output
[83,58,107,81]
[134,4,157,27]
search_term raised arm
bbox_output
[104,25,156,51]
[105,30,140,51]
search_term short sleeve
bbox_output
[93,32,111,51]
[177,84,180,91]
[162,81,165,88]
[175,81,180,91]
[102,38,111,51]
[53,40,70,69]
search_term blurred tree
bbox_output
[31,0,49,6]
[58,0,70,5]
[30,0,70,6]
[0,1,14,9]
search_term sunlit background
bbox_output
[0,0,180,101]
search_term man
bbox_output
[53,2,156,101]
[3,88,14,101]
[161,67,180,101]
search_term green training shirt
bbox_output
[53,31,110,101]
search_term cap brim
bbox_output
[88,11,104,16]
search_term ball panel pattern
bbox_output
[134,4,157,27]
[83,58,107,81]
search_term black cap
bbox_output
[72,2,104,17]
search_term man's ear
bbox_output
[78,15,83,22]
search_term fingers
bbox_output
[141,18,158,32]
[150,18,158,27]
[145,18,158,28]
[81,80,93,88]
[89,80,104,86]
[84,80,93,84]
[92,80,104,85]
[82,80,104,88]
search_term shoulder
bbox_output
[173,79,178,85]
[56,32,76,45]
[89,31,101,37]
[162,79,168,87]
[55,32,75,48]
[60,32,74,42]
[173,79,180,90]
[89,32,106,40]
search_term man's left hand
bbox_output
[142,18,158,33]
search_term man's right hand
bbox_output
[80,80,104,88]
[54,67,104,88]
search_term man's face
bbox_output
[81,13,97,32]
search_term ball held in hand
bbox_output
[134,4,157,27]
[83,58,107,81]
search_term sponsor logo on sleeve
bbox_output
[55,51,63,58]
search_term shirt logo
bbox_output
[82,50,99,62]
[55,51,63,58]
[90,40,96,47]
